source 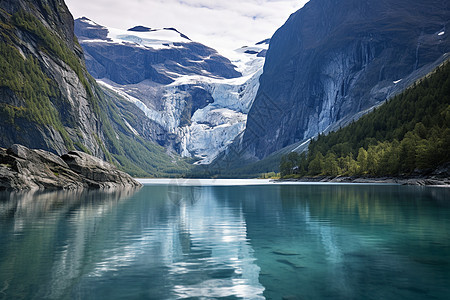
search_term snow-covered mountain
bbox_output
[75,17,241,83]
[75,18,267,164]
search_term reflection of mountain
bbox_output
[240,185,450,299]
[0,186,264,299]
[63,185,264,299]
[1,185,449,299]
[166,186,264,298]
[0,188,139,299]
[0,189,137,231]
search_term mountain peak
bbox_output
[126,25,191,41]
[75,17,109,41]
[77,17,104,28]
[128,25,153,32]
[256,38,270,45]
[163,27,191,40]
[78,16,92,22]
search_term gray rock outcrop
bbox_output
[0,145,141,191]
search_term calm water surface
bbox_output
[0,182,449,299]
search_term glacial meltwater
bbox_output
[0,181,449,299]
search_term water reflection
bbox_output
[0,184,449,300]
[0,185,265,299]
[0,189,137,231]
[82,186,264,299]
[0,188,139,300]
[240,185,450,300]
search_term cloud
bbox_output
[65,0,309,55]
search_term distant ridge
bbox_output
[128,25,153,32]
[163,27,191,40]
[256,38,270,45]
[127,25,192,40]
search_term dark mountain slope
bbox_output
[242,0,450,160]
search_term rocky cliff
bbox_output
[0,144,141,190]
[0,0,103,155]
[241,0,450,160]
[0,0,189,177]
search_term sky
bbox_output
[65,0,310,56]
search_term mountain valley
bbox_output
[0,0,449,179]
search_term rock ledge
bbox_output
[0,144,142,191]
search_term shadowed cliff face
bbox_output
[0,0,106,156]
[0,0,75,48]
[242,0,450,159]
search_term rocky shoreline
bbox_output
[0,145,142,191]
[277,175,450,186]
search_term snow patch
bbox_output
[80,24,193,50]
[123,119,139,136]
[79,18,104,28]
[292,139,311,152]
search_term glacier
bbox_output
[75,17,268,164]
[98,53,264,164]
[171,58,265,164]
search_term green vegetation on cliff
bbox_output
[12,10,93,97]
[280,60,450,178]
[93,87,192,177]
[0,41,74,147]
[0,9,92,149]
[0,6,191,177]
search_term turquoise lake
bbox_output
[0,181,449,299]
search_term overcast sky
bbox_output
[65,0,309,56]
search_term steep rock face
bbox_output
[0,144,141,191]
[242,0,450,159]
[0,0,189,177]
[1,0,75,47]
[0,0,105,156]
